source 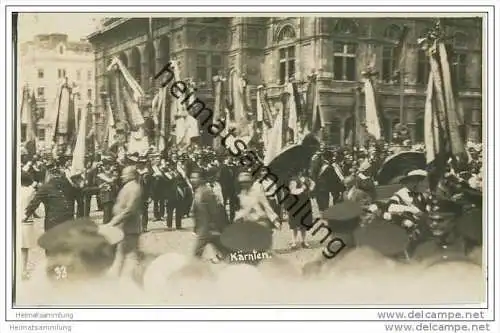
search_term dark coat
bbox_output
[192,183,229,236]
[24,175,78,231]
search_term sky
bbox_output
[17,13,109,43]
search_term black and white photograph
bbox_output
[1,4,498,330]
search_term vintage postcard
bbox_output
[2,4,496,328]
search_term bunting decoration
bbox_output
[419,20,467,190]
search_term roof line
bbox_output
[86,18,132,41]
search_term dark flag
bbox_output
[421,21,467,190]
[392,26,410,79]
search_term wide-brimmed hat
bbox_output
[237,171,253,183]
[399,169,428,183]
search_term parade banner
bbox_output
[20,88,37,147]
[212,75,225,150]
[284,81,299,144]
[424,72,440,164]
[71,102,87,176]
[228,68,253,144]
[53,81,76,140]
[103,98,117,149]
[169,61,200,149]
[264,106,283,165]
[363,76,382,140]
[304,74,324,135]
[392,25,410,78]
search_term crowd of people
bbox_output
[17,128,483,282]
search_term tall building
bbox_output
[87,17,482,146]
[18,33,94,146]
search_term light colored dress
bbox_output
[19,185,36,249]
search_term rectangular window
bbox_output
[87,70,92,81]
[196,54,208,82]
[37,68,44,79]
[417,50,429,85]
[37,128,46,141]
[37,87,44,98]
[57,69,66,79]
[278,46,296,84]
[77,70,81,80]
[38,107,45,119]
[382,46,396,83]
[87,89,92,99]
[333,43,357,81]
[211,54,222,78]
[452,53,467,90]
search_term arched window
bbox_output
[333,19,358,35]
[276,25,297,84]
[276,25,296,43]
[384,24,402,41]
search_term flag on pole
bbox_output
[103,98,116,150]
[284,81,299,144]
[212,75,226,150]
[52,80,76,147]
[264,107,284,165]
[71,102,87,176]
[363,76,382,140]
[424,72,440,164]
[20,87,38,155]
[169,61,200,149]
[227,68,254,144]
[305,74,324,135]
[421,21,467,189]
[392,26,410,79]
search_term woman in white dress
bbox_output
[18,171,36,279]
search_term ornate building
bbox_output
[19,33,94,147]
[87,17,482,145]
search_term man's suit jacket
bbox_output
[24,175,78,231]
[111,180,143,235]
[192,183,229,236]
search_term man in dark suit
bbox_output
[191,168,229,259]
[23,170,82,232]
[97,157,119,224]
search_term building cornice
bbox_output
[87,18,132,41]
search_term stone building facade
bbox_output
[19,33,94,147]
[87,17,482,146]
